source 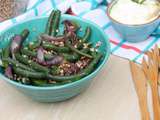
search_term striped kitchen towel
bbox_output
[0,0,160,63]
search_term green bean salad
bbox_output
[1,10,103,87]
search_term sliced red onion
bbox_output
[63,20,77,32]
[39,61,48,66]
[10,35,22,58]
[37,47,45,63]
[46,56,63,66]
[40,34,65,42]
[5,66,13,79]
[63,20,78,43]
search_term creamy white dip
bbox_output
[110,0,160,25]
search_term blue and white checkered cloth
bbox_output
[0,0,160,63]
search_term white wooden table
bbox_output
[0,55,141,120]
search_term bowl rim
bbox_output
[0,14,111,90]
[107,0,160,27]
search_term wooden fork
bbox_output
[130,61,150,120]
[142,48,160,120]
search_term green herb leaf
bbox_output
[132,0,146,4]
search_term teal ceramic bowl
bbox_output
[0,15,110,102]
[107,0,160,42]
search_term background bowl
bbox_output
[0,15,110,102]
[107,0,160,43]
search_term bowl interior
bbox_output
[0,15,110,89]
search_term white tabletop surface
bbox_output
[0,55,141,120]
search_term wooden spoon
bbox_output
[130,61,150,120]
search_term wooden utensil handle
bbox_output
[139,96,150,120]
[151,85,160,120]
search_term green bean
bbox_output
[2,58,34,71]
[2,41,11,68]
[42,41,70,53]
[83,52,102,74]
[62,48,90,62]
[13,67,47,79]
[75,27,91,49]
[15,53,49,73]
[3,45,10,59]
[21,48,36,56]
[31,79,47,86]
[11,66,83,82]
[38,83,68,87]
[45,10,56,35]
[11,52,102,82]
[32,80,70,87]
[51,10,61,36]
[82,27,91,42]
[12,66,77,82]
[2,48,10,68]
[45,10,61,36]
[48,53,102,81]
[21,48,53,60]
[10,29,29,58]
[50,66,60,75]
[21,29,30,40]
[48,73,84,81]
[62,53,79,62]
[22,47,89,62]
[81,48,90,53]
[65,40,92,58]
